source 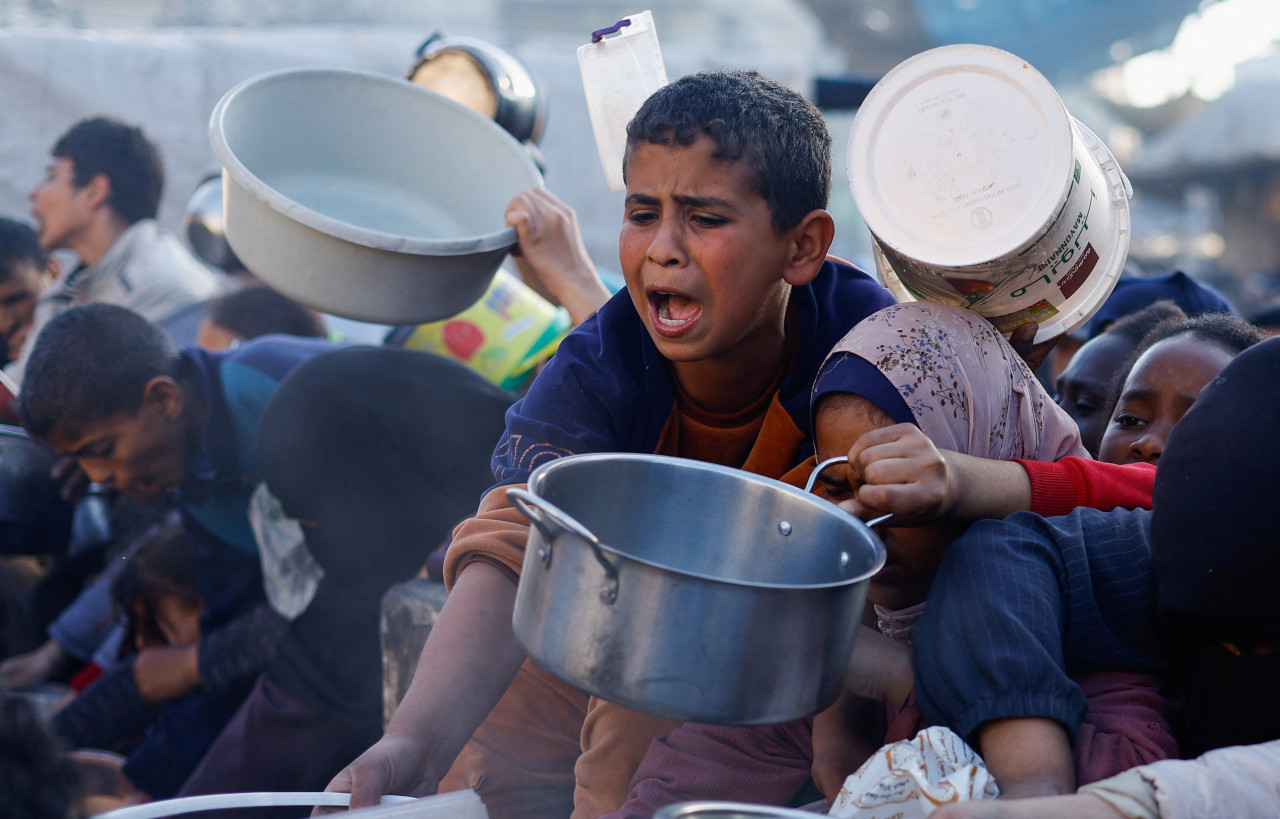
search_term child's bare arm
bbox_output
[842,624,913,707]
[977,717,1076,799]
[812,689,890,801]
[840,424,1032,523]
[324,562,526,808]
[132,644,200,706]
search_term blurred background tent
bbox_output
[1,0,1277,312]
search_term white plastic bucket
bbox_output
[848,45,1132,341]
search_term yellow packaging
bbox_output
[399,269,571,391]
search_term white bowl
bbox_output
[210,67,543,324]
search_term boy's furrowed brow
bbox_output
[1118,386,1197,408]
[674,194,737,211]
[623,192,739,211]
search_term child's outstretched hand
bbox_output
[839,423,954,524]
[1006,321,1060,373]
[505,188,611,327]
[841,424,1033,524]
[842,624,913,706]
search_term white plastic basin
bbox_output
[210,67,544,324]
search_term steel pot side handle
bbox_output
[804,455,895,530]
[506,487,622,602]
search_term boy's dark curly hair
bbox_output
[19,303,178,442]
[53,117,163,225]
[1105,311,1267,419]
[624,70,831,234]
[1102,300,1186,346]
[0,217,47,283]
[206,285,326,342]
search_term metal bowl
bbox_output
[407,34,546,146]
[182,175,243,273]
[209,67,544,324]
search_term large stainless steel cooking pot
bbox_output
[508,453,885,725]
[209,67,543,325]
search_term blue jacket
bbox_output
[491,258,895,487]
[176,336,336,629]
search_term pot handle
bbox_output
[803,456,895,529]
[506,488,622,603]
[805,455,848,494]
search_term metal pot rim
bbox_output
[524,452,887,590]
[655,801,824,819]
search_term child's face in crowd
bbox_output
[0,260,48,361]
[1054,333,1131,458]
[1098,334,1235,465]
[29,158,96,252]
[620,137,800,371]
[814,395,961,611]
[46,380,188,498]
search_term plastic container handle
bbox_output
[590,18,631,42]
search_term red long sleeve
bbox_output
[1014,457,1156,517]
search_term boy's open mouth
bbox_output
[652,291,701,328]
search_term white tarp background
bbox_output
[0,24,871,284]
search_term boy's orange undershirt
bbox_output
[657,311,800,472]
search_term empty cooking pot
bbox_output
[509,453,884,725]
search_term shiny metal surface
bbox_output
[407,34,546,145]
[182,175,242,272]
[804,456,895,530]
[511,453,885,725]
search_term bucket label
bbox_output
[1029,181,1095,278]
[1057,242,1100,300]
[995,182,1098,306]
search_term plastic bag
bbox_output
[828,727,999,818]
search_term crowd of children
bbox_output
[1,63,1278,819]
